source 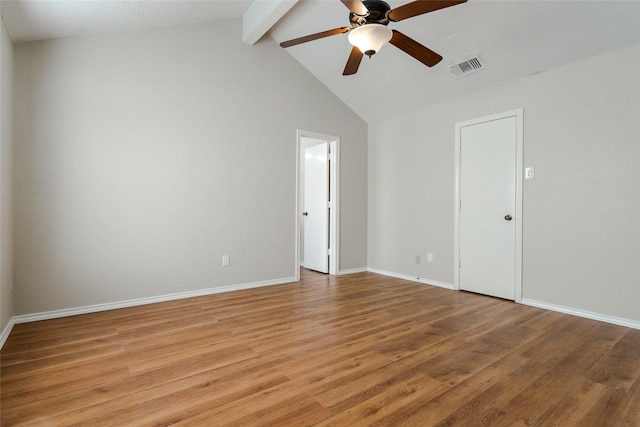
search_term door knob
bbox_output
[302,212,308,216]
[504,215,512,221]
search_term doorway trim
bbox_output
[453,108,524,302]
[295,129,340,281]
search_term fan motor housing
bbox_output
[349,0,391,27]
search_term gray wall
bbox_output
[13,19,368,315]
[369,44,640,323]
[10,17,639,326]
[1,17,15,331]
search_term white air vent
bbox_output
[449,55,485,78]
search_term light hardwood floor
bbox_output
[2,269,639,426]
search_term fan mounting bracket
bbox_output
[349,0,391,28]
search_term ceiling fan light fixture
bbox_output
[348,24,392,57]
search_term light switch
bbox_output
[525,167,535,179]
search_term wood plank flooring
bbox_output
[2,270,639,426]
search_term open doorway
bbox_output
[295,130,339,280]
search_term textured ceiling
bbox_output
[2,0,640,123]
[1,0,253,43]
[270,0,640,122]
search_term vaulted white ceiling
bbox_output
[2,0,639,123]
[0,0,254,43]
[270,0,640,122]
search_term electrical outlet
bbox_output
[222,255,230,266]
[525,167,535,179]
[427,252,434,263]
[415,255,421,264]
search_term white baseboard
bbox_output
[367,268,455,290]
[11,276,297,326]
[5,274,637,352]
[522,298,640,330]
[338,267,368,275]
[0,317,16,350]
[366,270,639,330]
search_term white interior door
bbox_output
[459,116,517,300]
[303,142,329,273]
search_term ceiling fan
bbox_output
[280,0,467,75]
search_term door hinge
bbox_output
[327,248,331,256]
[328,201,332,209]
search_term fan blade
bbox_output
[280,27,350,48]
[388,0,467,22]
[343,46,364,75]
[389,30,442,67]
[340,0,369,16]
